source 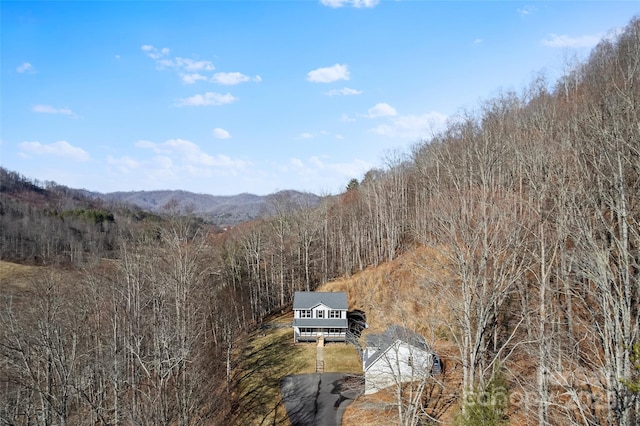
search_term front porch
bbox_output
[294,326,347,343]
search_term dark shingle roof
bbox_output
[364,325,432,370]
[293,291,348,310]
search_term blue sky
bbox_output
[1,1,638,196]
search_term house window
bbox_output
[300,310,312,318]
[300,328,313,335]
[407,356,414,367]
[316,310,325,319]
[329,310,341,318]
[327,328,342,335]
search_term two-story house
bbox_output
[292,291,348,343]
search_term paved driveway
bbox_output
[280,373,363,426]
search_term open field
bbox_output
[0,260,39,290]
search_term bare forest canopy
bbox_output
[0,167,320,265]
[1,16,640,426]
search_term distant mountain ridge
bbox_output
[1,167,322,227]
[92,189,322,226]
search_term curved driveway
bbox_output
[280,373,363,426]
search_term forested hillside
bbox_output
[93,189,321,226]
[1,17,639,426]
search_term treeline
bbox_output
[1,17,639,425]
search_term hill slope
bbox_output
[91,189,321,226]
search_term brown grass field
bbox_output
[0,260,40,290]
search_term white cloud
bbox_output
[542,33,602,48]
[107,155,140,173]
[32,104,78,118]
[341,113,356,122]
[211,72,251,85]
[324,87,362,96]
[141,45,172,61]
[142,44,260,91]
[320,0,379,8]
[370,112,448,139]
[517,6,536,16]
[182,73,208,84]
[18,141,90,162]
[135,138,248,170]
[16,62,34,73]
[365,102,397,118]
[307,64,350,83]
[142,45,215,73]
[473,38,483,45]
[213,128,232,139]
[287,156,372,185]
[174,57,215,71]
[295,131,339,140]
[175,92,237,107]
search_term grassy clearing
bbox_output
[234,321,314,425]
[324,344,363,374]
[0,261,38,290]
[233,312,364,425]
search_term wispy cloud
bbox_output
[307,64,350,83]
[32,104,78,118]
[364,102,397,118]
[182,73,208,84]
[135,138,248,169]
[211,72,260,85]
[213,128,232,139]
[295,130,341,140]
[106,155,140,173]
[517,6,536,16]
[324,87,362,96]
[16,62,35,73]
[370,112,448,139]
[341,113,356,122]
[285,155,372,192]
[142,44,260,89]
[473,38,483,45]
[320,0,379,8]
[18,141,90,162]
[105,138,251,190]
[142,45,215,75]
[175,92,237,107]
[542,33,602,48]
[142,44,169,59]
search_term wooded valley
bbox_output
[1,17,639,426]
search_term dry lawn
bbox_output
[233,311,364,425]
[323,343,362,373]
[233,315,314,425]
[318,245,462,425]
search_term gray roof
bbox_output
[364,325,432,370]
[293,291,348,310]
[293,318,348,328]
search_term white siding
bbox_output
[364,341,433,395]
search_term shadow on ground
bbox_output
[232,328,313,425]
